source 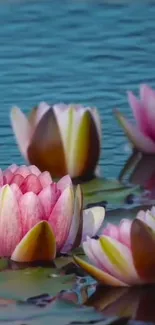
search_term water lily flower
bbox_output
[74,206,155,286]
[0,164,105,262]
[10,102,101,179]
[115,84,155,153]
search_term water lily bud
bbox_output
[10,103,101,179]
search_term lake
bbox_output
[0,0,154,180]
[0,1,155,324]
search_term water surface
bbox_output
[0,0,154,179]
[0,3,155,324]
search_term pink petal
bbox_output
[38,171,52,188]
[128,91,148,134]
[10,184,22,202]
[19,192,44,236]
[38,184,60,220]
[10,107,32,160]
[102,223,120,241]
[102,220,132,248]
[0,169,3,187]
[35,102,50,126]
[99,236,140,285]
[20,174,42,195]
[83,237,130,285]
[82,207,105,242]
[10,174,25,187]
[140,84,155,109]
[28,165,41,176]
[3,170,13,184]
[83,238,102,269]
[136,210,146,222]
[140,84,155,140]
[7,164,18,173]
[14,165,31,178]
[119,219,132,248]
[0,185,22,256]
[49,186,74,251]
[137,209,155,231]
[88,237,114,273]
[57,175,72,192]
[115,110,155,153]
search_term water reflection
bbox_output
[60,281,155,322]
[119,150,155,201]
[85,285,155,322]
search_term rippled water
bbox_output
[0,0,154,178]
[0,3,155,322]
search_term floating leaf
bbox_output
[81,178,123,195]
[0,258,9,271]
[54,256,74,269]
[54,246,85,269]
[0,267,76,300]
[84,185,142,208]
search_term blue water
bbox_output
[0,0,154,178]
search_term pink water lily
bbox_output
[115,84,155,153]
[74,206,155,286]
[0,164,105,262]
[10,102,101,179]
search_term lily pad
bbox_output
[81,178,123,194]
[83,185,142,208]
[54,256,74,269]
[0,258,9,271]
[54,249,89,277]
[0,267,76,300]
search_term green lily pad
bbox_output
[54,247,87,270]
[54,256,74,269]
[0,267,76,300]
[81,178,123,195]
[0,258,9,271]
[83,185,142,207]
